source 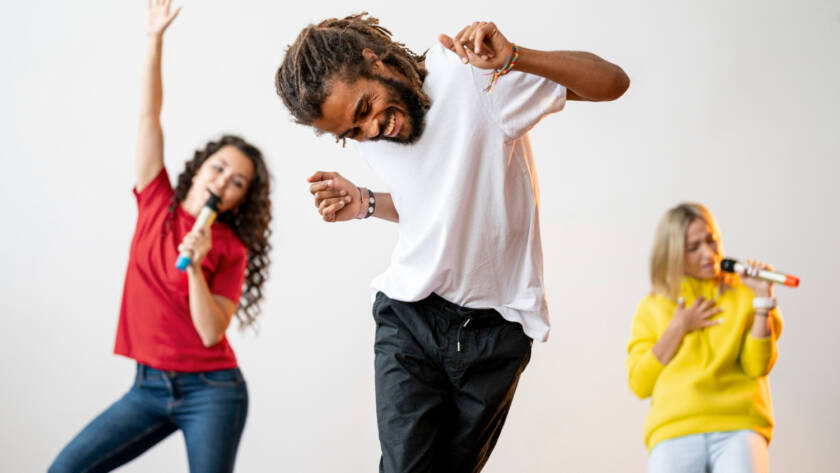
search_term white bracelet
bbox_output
[753,297,777,310]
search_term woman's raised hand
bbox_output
[147,0,181,37]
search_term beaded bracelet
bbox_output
[483,44,519,93]
[355,187,376,219]
[355,187,368,219]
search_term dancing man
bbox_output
[276,14,628,472]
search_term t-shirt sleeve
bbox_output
[209,242,248,304]
[133,168,174,214]
[476,68,567,141]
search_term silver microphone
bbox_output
[720,258,800,288]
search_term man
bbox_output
[276,14,629,472]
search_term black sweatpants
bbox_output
[372,292,533,473]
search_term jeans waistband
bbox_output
[136,364,240,380]
[138,365,179,379]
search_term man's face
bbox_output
[313,73,427,145]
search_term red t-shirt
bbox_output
[114,169,247,371]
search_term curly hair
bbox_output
[276,12,430,125]
[168,135,272,328]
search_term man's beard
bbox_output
[371,74,428,145]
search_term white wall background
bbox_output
[2,0,838,471]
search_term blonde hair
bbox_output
[649,202,727,300]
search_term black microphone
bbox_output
[175,192,221,271]
[720,258,800,288]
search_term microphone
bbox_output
[720,258,800,288]
[175,192,222,271]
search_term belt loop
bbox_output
[138,364,146,384]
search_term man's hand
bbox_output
[307,171,359,222]
[439,21,512,70]
[442,22,629,101]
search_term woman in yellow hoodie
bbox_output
[627,203,783,473]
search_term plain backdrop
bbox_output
[1,0,838,471]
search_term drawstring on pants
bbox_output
[456,317,471,352]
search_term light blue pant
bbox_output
[648,430,769,473]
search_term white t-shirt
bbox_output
[357,43,566,341]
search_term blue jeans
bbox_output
[49,364,248,473]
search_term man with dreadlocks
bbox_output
[276,13,629,472]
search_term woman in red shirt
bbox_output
[49,2,271,472]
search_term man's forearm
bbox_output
[516,47,629,101]
[372,192,398,222]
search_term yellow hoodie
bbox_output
[626,277,783,450]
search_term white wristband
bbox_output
[753,297,777,310]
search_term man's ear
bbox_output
[362,48,383,72]
[362,48,378,61]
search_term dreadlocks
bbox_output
[276,13,430,125]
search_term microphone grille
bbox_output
[720,258,736,273]
[205,192,222,211]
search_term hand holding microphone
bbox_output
[176,193,221,271]
[720,258,800,289]
[721,257,797,324]
[177,227,212,270]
